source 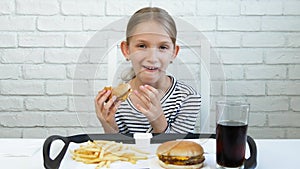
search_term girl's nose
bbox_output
[146,47,158,61]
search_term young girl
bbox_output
[95,7,201,133]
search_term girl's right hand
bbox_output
[94,89,121,133]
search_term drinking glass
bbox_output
[216,101,250,169]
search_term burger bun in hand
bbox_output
[104,83,132,102]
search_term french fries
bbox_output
[70,140,149,168]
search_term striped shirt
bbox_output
[115,76,201,134]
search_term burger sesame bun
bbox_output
[156,140,204,157]
[156,140,205,169]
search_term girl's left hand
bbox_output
[132,85,168,132]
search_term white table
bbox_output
[0,138,299,169]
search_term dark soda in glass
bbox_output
[216,121,248,168]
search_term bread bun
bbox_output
[104,83,132,102]
[156,140,205,169]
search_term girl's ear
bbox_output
[120,41,130,60]
[172,45,180,59]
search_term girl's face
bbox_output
[121,21,179,85]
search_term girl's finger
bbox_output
[133,89,151,109]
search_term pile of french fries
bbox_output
[71,140,149,169]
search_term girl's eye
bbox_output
[159,46,168,50]
[137,44,146,48]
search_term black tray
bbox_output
[43,133,257,169]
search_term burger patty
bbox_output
[158,155,205,165]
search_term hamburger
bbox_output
[104,83,132,102]
[156,140,205,169]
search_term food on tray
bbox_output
[156,140,205,169]
[104,83,132,102]
[71,140,148,169]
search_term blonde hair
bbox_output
[126,7,177,46]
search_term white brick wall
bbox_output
[0,0,299,139]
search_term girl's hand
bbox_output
[94,89,120,133]
[132,85,168,132]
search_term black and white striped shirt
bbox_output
[115,76,201,134]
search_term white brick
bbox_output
[19,33,64,47]
[262,16,300,31]
[269,113,300,127]
[265,49,300,64]
[69,96,95,112]
[267,81,300,95]
[88,48,110,63]
[22,128,47,138]
[175,47,201,64]
[67,127,103,136]
[245,65,286,80]
[168,63,200,81]
[248,127,285,139]
[67,64,108,80]
[284,1,300,15]
[65,32,105,47]
[0,64,20,79]
[47,128,68,137]
[16,0,59,15]
[0,97,23,111]
[215,32,241,47]
[219,49,264,64]
[152,0,196,16]
[289,65,300,79]
[211,81,223,96]
[181,16,216,31]
[223,65,244,79]
[83,17,121,31]
[248,112,267,127]
[287,33,300,47]
[106,0,150,15]
[0,128,22,138]
[0,16,35,31]
[241,0,283,15]
[291,97,300,111]
[210,64,226,81]
[92,80,110,93]
[45,112,83,127]
[247,96,289,112]
[218,16,260,31]
[197,0,240,16]
[177,32,209,47]
[0,33,16,47]
[45,48,88,64]
[25,97,68,111]
[242,32,285,47]
[0,49,43,63]
[37,16,82,31]
[0,80,44,95]
[224,81,265,96]
[46,80,89,95]
[61,0,105,16]
[286,128,300,139]
[0,0,14,14]
[0,112,44,127]
[23,64,66,80]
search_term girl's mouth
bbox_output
[143,65,159,71]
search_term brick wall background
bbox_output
[0,0,299,139]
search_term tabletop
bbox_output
[0,138,299,169]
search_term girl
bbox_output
[95,7,201,133]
